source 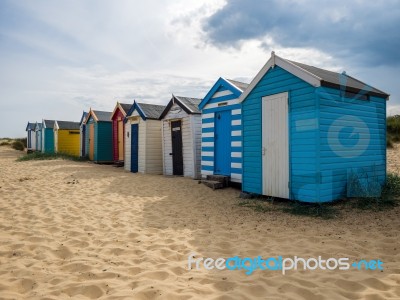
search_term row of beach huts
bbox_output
[25,53,390,202]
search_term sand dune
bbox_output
[0,146,399,299]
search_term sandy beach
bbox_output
[0,146,399,300]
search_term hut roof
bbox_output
[56,121,80,130]
[43,120,55,129]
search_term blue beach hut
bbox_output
[42,120,55,153]
[240,52,389,202]
[198,78,248,184]
[84,109,113,162]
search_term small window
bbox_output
[218,102,228,107]
[341,90,369,101]
[69,131,80,134]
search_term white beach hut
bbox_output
[160,95,202,179]
[124,101,165,174]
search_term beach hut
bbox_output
[110,102,133,163]
[41,120,55,153]
[79,112,88,157]
[198,78,249,184]
[34,122,43,152]
[240,52,389,202]
[124,101,165,174]
[53,121,80,156]
[160,95,202,178]
[25,122,36,152]
[84,109,113,162]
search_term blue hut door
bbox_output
[262,92,289,199]
[131,124,139,173]
[214,110,231,175]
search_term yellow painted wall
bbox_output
[55,129,80,156]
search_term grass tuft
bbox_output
[11,141,24,151]
[17,152,88,162]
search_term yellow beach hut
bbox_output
[54,121,80,156]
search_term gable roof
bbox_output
[239,52,390,102]
[55,121,80,130]
[199,77,247,110]
[43,119,55,129]
[126,101,166,121]
[34,122,43,131]
[226,79,249,92]
[26,122,35,131]
[79,112,88,125]
[160,95,202,119]
[85,109,112,123]
[111,102,133,119]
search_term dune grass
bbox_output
[238,173,400,219]
[17,152,88,162]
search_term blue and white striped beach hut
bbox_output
[198,78,249,183]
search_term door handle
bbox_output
[262,147,266,156]
[169,153,173,155]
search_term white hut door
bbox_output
[262,92,289,199]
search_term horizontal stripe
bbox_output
[231,136,242,142]
[232,119,241,126]
[202,117,214,124]
[202,122,214,128]
[202,142,214,147]
[202,156,214,161]
[211,90,233,98]
[232,109,241,115]
[231,162,242,168]
[203,99,240,109]
[201,170,213,176]
[202,113,214,119]
[201,151,214,157]
[202,147,214,152]
[232,152,242,158]
[232,130,242,136]
[202,132,214,138]
[231,173,242,180]
[231,168,242,174]
[202,137,214,142]
[231,114,242,120]
[201,165,214,171]
[231,125,242,131]
[231,141,242,147]
[231,157,242,163]
[203,104,241,114]
[202,127,214,133]
[202,161,214,166]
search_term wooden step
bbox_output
[201,180,224,190]
[206,175,230,187]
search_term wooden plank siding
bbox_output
[162,102,201,179]
[55,130,80,156]
[242,66,318,201]
[316,87,386,201]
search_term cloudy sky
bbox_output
[0,0,399,137]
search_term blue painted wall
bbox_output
[316,87,386,201]
[43,128,54,153]
[242,65,386,202]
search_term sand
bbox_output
[0,146,399,300]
